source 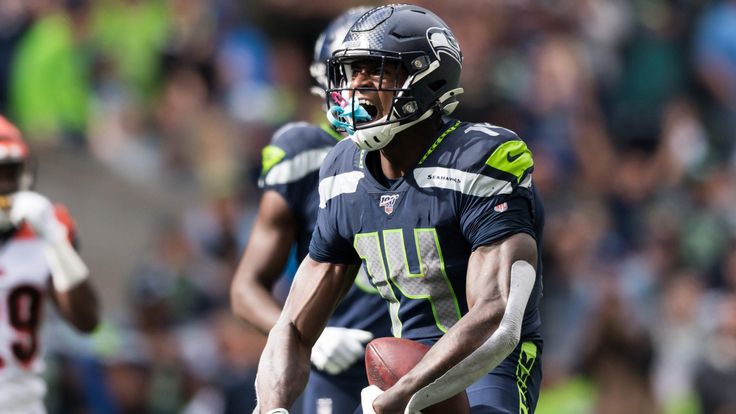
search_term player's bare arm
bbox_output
[372,232,537,413]
[50,279,99,333]
[230,190,296,334]
[254,257,359,411]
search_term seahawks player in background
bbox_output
[229,7,391,414]
[253,4,544,414]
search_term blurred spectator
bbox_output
[694,0,736,158]
[694,294,736,414]
[580,283,659,414]
[9,0,92,145]
[652,272,705,414]
[0,0,32,112]
[91,0,169,100]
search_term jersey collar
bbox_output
[320,122,343,141]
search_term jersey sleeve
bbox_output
[308,206,360,264]
[308,141,361,265]
[459,129,537,249]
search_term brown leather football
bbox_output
[365,337,470,414]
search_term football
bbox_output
[365,337,471,414]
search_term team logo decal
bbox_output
[379,194,400,215]
[426,27,462,65]
[494,202,508,213]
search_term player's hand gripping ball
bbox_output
[364,337,470,414]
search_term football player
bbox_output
[253,4,545,414]
[229,8,391,414]
[0,116,99,414]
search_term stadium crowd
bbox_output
[1,0,735,413]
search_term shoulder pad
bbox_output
[319,138,359,178]
[261,122,335,176]
[459,122,533,183]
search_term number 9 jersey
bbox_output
[0,204,76,411]
[309,119,544,344]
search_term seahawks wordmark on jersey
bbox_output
[310,119,545,343]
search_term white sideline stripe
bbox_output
[263,147,333,186]
[414,167,531,197]
[319,171,365,208]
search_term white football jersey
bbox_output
[0,207,74,412]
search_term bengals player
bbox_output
[0,116,98,414]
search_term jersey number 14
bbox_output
[354,228,461,337]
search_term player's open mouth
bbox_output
[357,98,380,123]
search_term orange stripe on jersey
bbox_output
[14,222,35,239]
[12,203,77,244]
[53,204,77,243]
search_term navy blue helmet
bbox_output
[326,4,464,150]
[310,7,371,97]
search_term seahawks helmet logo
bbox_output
[426,27,462,65]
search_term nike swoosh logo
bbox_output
[507,151,523,163]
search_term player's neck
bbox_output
[378,116,443,179]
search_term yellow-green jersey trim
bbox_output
[418,120,462,165]
[354,232,404,337]
[261,145,286,174]
[485,140,533,183]
[320,122,343,141]
[353,266,380,294]
[381,228,461,334]
[516,341,538,414]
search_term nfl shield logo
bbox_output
[379,194,400,215]
[494,202,508,213]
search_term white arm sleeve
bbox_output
[404,260,536,413]
[45,239,89,292]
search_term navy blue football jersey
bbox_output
[310,119,544,344]
[259,122,391,339]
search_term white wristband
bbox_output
[45,239,89,292]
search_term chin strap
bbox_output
[349,107,435,151]
[404,260,536,413]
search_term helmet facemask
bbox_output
[327,51,444,150]
[323,4,465,150]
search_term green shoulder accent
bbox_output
[320,122,343,141]
[418,120,462,165]
[261,145,286,174]
[485,140,533,183]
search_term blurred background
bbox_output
[1,0,735,413]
